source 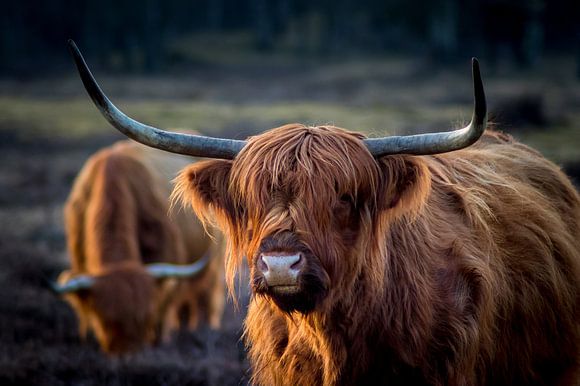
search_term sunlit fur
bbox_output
[59,140,225,355]
[174,124,580,385]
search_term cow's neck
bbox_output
[296,235,439,382]
[281,266,385,383]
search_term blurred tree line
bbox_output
[1,0,578,76]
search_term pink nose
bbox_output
[258,253,304,287]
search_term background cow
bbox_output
[70,41,579,385]
[56,140,225,354]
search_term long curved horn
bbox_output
[68,40,246,159]
[146,254,210,279]
[363,58,487,157]
[53,275,95,294]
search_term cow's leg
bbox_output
[185,299,200,331]
[159,301,181,344]
[77,311,89,340]
[207,281,225,329]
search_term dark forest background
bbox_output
[2,0,579,76]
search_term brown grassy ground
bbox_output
[0,55,578,385]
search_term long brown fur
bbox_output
[175,124,579,385]
[59,140,225,355]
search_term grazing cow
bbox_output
[69,40,579,385]
[56,140,225,355]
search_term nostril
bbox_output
[290,253,304,270]
[258,255,268,272]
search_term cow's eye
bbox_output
[340,194,352,203]
[338,194,354,209]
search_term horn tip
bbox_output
[471,57,483,85]
[67,40,81,59]
[50,282,61,294]
[67,39,78,51]
[471,57,480,71]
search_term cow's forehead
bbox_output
[230,124,380,206]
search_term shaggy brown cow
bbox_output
[69,40,579,385]
[56,140,225,354]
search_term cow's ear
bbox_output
[376,155,431,217]
[172,159,234,226]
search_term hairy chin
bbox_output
[268,290,319,314]
[253,275,329,314]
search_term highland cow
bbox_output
[69,40,579,385]
[56,140,225,355]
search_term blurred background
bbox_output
[0,0,579,385]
